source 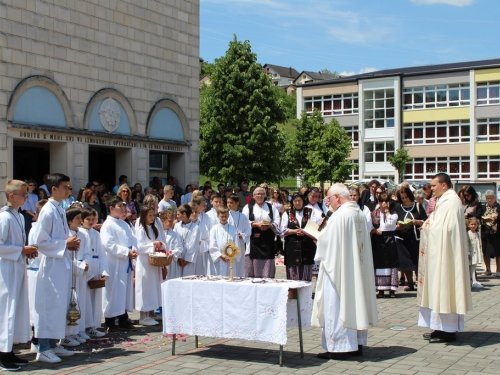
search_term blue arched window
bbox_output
[149,107,184,140]
[13,86,66,127]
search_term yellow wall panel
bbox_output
[475,68,500,82]
[475,142,500,156]
[403,107,470,123]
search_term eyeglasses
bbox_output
[121,191,129,194]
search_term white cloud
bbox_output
[411,0,474,6]
[202,0,393,45]
[339,67,378,77]
[359,67,378,74]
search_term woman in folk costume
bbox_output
[371,193,399,298]
[136,205,167,326]
[394,187,427,291]
[242,187,280,278]
[280,193,316,281]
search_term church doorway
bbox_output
[89,146,116,190]
[13,140,50,185]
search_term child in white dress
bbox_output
[466,217,484,289]
[136,205,167,326]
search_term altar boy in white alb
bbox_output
[0,180,38,370]
[227,194,251,277]
[79,208,107,338]
[174,204,201,277]
[209,206,239,276]
[100,196,138,333]
[31,173,80,363]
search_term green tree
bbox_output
[389,148,412,183]
[320,68,339,78]
[289,110,354,184]
[199,36,287,185]
[199,57,215,79]
[271,86,296,121]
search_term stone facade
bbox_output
[0,0,200,202]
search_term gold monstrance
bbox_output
[221,240,241,281]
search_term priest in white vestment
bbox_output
[312,184,378,360]
[417,173,472,343]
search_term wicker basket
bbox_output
[88,279,105,289]
[148,242,173,267]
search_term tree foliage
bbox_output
[199,36,287,185]
[389,148,412,183]
[320,68,340,78]
[199,57,215,79]
[288,110,354,184]
[271,86,296,121]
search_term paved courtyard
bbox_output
[17,263,500,374]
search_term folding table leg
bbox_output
[296,289,304,358]
[172,334,176,355]
[279,344,283,367]
[195,335,198,348]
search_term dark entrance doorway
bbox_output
[13,140,50,186]
[89,146,116,191]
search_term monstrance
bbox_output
[220,240,241,281]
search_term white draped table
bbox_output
[161,277,313,366]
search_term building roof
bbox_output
[297,57,500,88]
[263,64,300,79]
[295,70,336,82]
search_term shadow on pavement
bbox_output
[185,343,324,368]
[358,345,417,361]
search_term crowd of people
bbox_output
[0,172,498,368]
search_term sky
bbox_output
[200,0,500,76]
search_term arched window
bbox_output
[147,99,188,141]
[7,76,73,128]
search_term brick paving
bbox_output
[16,263,500,374]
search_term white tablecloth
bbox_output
[161,278,313,345]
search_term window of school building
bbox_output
[403,84,470,110]
[363,89,395,129]
[402,120,470,145]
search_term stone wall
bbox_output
[0,0,200,193]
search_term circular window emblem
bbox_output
[99,98,122,133]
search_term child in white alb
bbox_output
[159,210,183,280]
[466,217,484,289]
[63,207,92,347]
[136,205,167,326]
[173,204,201,277]
[80,208,108,338]
[209,206,239,277]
